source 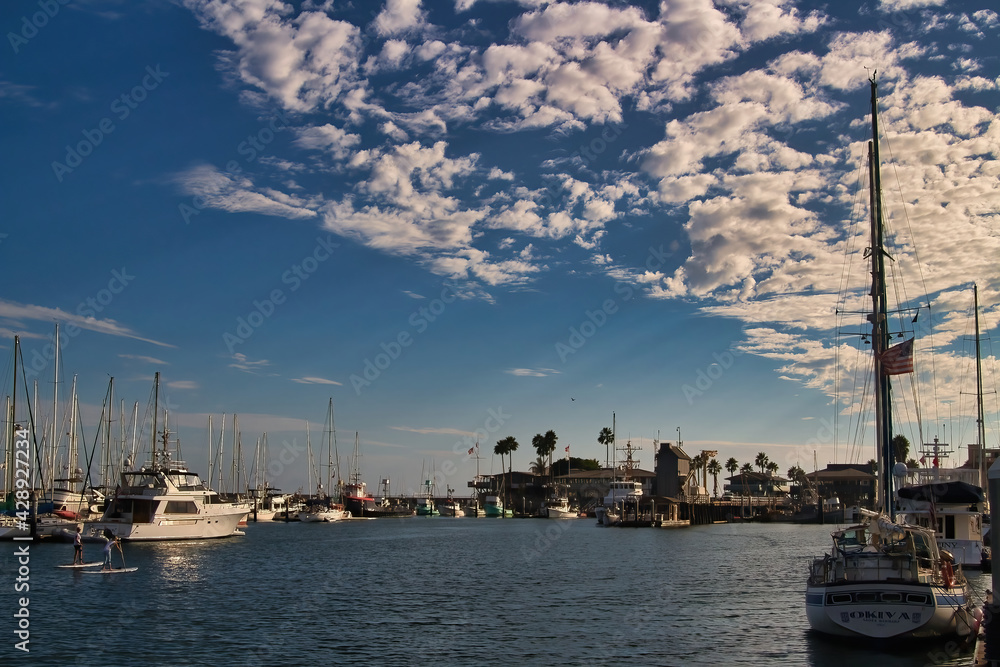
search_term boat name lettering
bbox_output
[847,611,911,621]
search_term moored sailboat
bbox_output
[804,76,974,640]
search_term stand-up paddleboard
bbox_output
[57,562,104,569]
[82,567,138,574]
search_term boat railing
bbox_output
[810,550,920,585]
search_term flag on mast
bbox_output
[880,337,915,375]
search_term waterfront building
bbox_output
[654,441,692,499]
[804,464,874,508]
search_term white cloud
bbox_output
[0,300,174,347]
[229,352,271,373]
[176,164,319,220]
[293,124,362,160]
[167,380,200,390]
[184,1,364,112]
[119,354,168,365]
[291,376,342,385]
[373,0,426,36]
[505,367,560,377]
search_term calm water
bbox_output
[4,519,989,666]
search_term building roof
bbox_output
[806,467,874,481]
[556,468,656,481]
[725,471,788,483]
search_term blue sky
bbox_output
[2,0,999,497]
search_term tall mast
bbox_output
[68,375,78,488]
[974,284,987,492]
[51,323,59,493]
[152,371,160,466]
[867,76,895,517]
[10,337,19,494]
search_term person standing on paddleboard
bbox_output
[101,536,121,571]
[72,526,84,565]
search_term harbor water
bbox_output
[5,519,988,665]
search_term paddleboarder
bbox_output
[101,535,122,571]
[72,525,84,565]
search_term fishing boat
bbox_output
[415,478,439,516]
[804,76,975,640]
[544,494,578,519]
[341,439,412,518]
[464,444,489,517]
[298,501,348,522]
[595,438,644,526]
[594,479,643,526]
[438,488,465,517]
[85,374,249,541]
[483,494,512,517]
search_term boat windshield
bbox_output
[168,474,205,490]
[833,528,867,553]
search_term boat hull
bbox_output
[546,506,579,519]
[805,582,972,639]
[87,505,248,541]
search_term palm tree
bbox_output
[754,452,769,475]
[707,459,722,497]
[529,456,546,475]
[765,461,780,496]
[725,458,738,497]
[597,426,614,468]
[787,465,808,501]
[892,434,910,464]
[689,453,704,493]
[495,436,518,509]
[740,462,753,498]
[533,430,558,469]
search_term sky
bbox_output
[1,0,999,498]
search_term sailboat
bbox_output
[805,76,975,639]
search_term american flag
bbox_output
[880,338,914,375]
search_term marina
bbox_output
[2,1,999,665]
[17,520,988,665]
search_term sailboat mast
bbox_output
[868,77,896,517]
[152,371,160,467]
[51,323,59,493]
[11,337,19,495]
[974,284,987,492]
